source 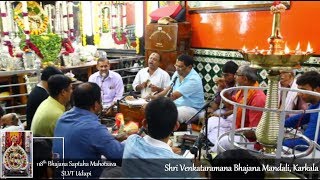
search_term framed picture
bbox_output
[188,1,290,13]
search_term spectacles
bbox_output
[222,73,233,77]
[174,64,186,71]
[235,72,244,76]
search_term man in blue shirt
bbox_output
[151,54,205,123]
[122,97,199,178]
[283,71,320,151]
[53,82,124,178]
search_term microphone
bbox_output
[166,76,178,97]
[190,133,204,155]
[201,92,221,110]
[101,73,108,84]
[137,126,146,136]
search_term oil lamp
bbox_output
[239,1,313,153]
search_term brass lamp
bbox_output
[239,2,312,153]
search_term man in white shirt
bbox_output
[278,70,308,117]
[132,52,170,99]
[0,113,24,131]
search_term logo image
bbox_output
[1,131,32,178]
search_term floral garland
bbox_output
[93,2,100,46]
[14,1,49,35]
[79,2,86,46]
[62,38,75,56]
[20,34,62,62]
[112,31,127,45]
[67,2,75,41]
[111,2,128,45]
[24,39,43,59]
[270,1,287,13]
[135,37,140,54]
[102,7,110,33]
[1,2,15,57]
[3,40,15,57]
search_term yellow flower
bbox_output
[41,36,49,40]
[14,1,48,35]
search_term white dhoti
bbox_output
[206,111,233,148]
[177,106,205,124]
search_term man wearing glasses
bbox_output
[278,70,308,118]
[210,65,266,152]
[208,61,239,117]
[151,54,205,124]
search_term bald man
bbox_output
[0,113,24,131]
[279,70,308,117]
[132,52,170,98]
[88,58,124,108]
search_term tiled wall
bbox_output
[192,48,320,98]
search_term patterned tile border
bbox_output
[193,48,320,65]
[192,48,320,97]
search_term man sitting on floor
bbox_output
[0,110,24,132]
[53,82,124,178]
[150,54,205,124]
[26,66,63,130]
[283,71,320,151]
[209,65,266,152]
[278,70,308,118]
[122,97,199,178]
[132,52,170,99]
[88,57,124,109]
[31,74,72,137]
[208,61,239,118]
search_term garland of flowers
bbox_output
[93,2,100,46]
[62,1,69,39]
[62,38,74,55]
[135,37,140,54]
[1,2,14,57]
[60,2,74,55]
[67,2,75,41]
[270,1,287,13]
[111,2,128,45]
[112,31,127,44]
[4,40,14,57]
[54,1,61,35]
[20,34,62,62]
[102,7,110,33]
[0,2,23,58]
[44,5,53,33]
[17,1,43,59]
[14,1,49,35]
[79,2,86,46]
[24,39,44,59]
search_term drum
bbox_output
[117,103,145,127]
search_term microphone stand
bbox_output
[186,94,218,160]
[166,76,178,97]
